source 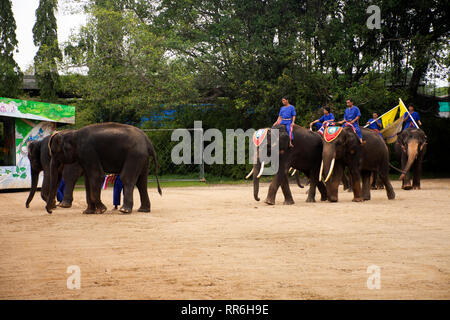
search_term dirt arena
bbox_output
[0,179,449,299]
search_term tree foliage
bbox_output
[0,0,23,97]
[33,0,62,99]
[63,0,198,125]
[55,0,448,176]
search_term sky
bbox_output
[11,0,87,72]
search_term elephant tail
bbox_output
[148,142,162,196]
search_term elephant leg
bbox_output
[376,173,384,189]
[305,169,322,203]
[60,177,76,208]
[305,174,317,202]
[83,176,96,214]
[361,170,371,201]
[81,161,106,214]
[326,163,344,202]
[136,168,151,212]
[317,181,327,201]
[380,170,395,200]
[91,173,106,214]
[264,174,281,205]
[412,160,422,190]
[370,172,377,190]
[119,158,144,214]
[280,172,294,205]
[350,167,362,202]
[41,172,57,209]
[400,153,412,190]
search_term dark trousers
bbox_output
[113,175,123,206]
[57,178,65,202]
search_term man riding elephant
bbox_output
[320,125,395,202]
[248,123,327,205]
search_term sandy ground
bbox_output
[0,179,449,300]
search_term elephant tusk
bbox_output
[290,169,297,176]
[245,168,254,179]
[257,161,265,178]
[324,158,335,183]
[288,167,293,173]
[319,160,324,181]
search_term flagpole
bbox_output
[399,98,419,129]
[363,105,399,128]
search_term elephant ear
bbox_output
[62,133,77,163]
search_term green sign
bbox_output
[0,97,75,124]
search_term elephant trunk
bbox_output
[45,159,60,214]
[252,161,262,201]
[25,169,40,208]
[321,145,336,183]
[399,140,419,180]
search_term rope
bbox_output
[389,163,406,174]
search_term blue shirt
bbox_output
[367,118,382,130]
[403,111,420,128]
[279,105,296,120]
[319,113,335,123]
[344,106,361,123]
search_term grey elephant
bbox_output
[321,126,395,202]
[26,135,83,209]
[249,124,327,205]
[46,123,162,214]
[395,128,427,190]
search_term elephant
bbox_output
[249,124,327,205]
[26,135,84,209]
[320,126,395,202]
[394,128,427,190]
[45,122,162,214]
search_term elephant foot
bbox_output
[283,199,295,205]
[387,192,396,200]
[95,207,106,214]
[264,198,275,205]
[58,201,72,208]
[119,206,132,214]
[83,208,96,214]
[413,186,421,190]
[95,203,107,214]
[352,197,363,202]
[328,196,338,203]
[363,197,370,201]
[305,197,315,203]
[138,207,151,212]
[320,196,327,202]
[402,185,413,190]
[47,201,57,210]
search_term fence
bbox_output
[143,128,205,182]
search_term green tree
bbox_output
[0,0,23,97]
[33,0,62,99]
[63,0,198,125]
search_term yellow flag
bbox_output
[381,117,403,144]
[381,105,399,128]
[399,98,408,119]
